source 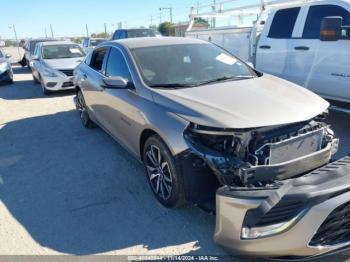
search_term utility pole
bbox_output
[85,24,89,37]
[104,23,107,36]
[45,28,48,38]
[159,10,162,24]
[159,7,173,23]
[50,24,54,38]
[150,16,153,27]
[9,25,21,60]
[212,0,217,28]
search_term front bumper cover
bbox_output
[214,156,350,259]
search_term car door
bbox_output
[81,47,111,128]
[256,7,301,80]
[287,3,350,102]
[99,46,141,154]
[31,45,41,79]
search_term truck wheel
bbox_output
[76,90,95,129]
[143,135,186,208]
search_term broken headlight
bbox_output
[183,123,250,158]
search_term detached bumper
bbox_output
[41,75,75,91]
[214,156,350,259]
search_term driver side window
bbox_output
[303,4,350,39]
[34,45,40,58]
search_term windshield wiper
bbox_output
[149,83,195,89]
[196,75,254,86]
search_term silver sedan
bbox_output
[74,37,348,259]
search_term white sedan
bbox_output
[31,41,85,94]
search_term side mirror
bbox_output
[102,76,128,89]
[320,16,342,41]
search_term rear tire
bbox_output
[76,90,95,129]
[7,72,14,84]
[143,135,186,208]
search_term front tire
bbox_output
[40,76,51,95]
[143,135,186,208]
[76,90,95,129]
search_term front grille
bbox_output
[59,69,74,76]
[62,82,74,87]
[310,201,350,246]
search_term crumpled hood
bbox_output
[152,74,329,129]
[43,58,83,70]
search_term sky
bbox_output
[0,0,258,39]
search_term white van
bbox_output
[186,0,350,104]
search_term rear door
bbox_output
[256,7,301,79]
[81,47,110,127]
[31,45,41,79]
[287,3,350,102]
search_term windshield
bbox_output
[90,39,105,47]
[132,44,256,88]
[30,39,55,53]
[42,45,85,59]
[128,29,156,38]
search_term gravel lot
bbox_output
[0,66,349,260]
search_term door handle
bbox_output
[259,45,271,49]
[294,46,310,51]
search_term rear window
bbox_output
[268,7,301,39]
[127,29,156,38]
[303,5,350,39]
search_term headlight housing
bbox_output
[0,62,9,72]
[42,68,58,77]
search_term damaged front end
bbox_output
[178,116,350,259]
[183,118,339,187]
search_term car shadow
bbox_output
[12,66,32,75]
[0,79,75,100]
[0,110,230,256]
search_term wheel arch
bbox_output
[139,128,158,161]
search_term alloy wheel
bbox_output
[77,92,89,125]
[145,145,173,201]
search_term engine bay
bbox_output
[183,116,339,188]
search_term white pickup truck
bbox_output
[186,0,350,104]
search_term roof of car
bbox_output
[111,37,208,49]
[40,41,76,46]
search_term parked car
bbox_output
[186,0,350,104]
[81,37,106,53]
[111,28,161,40]
[31,41,85,94]
[23,38,57,68]
[74,37,350,259]
[0,49,13,84]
